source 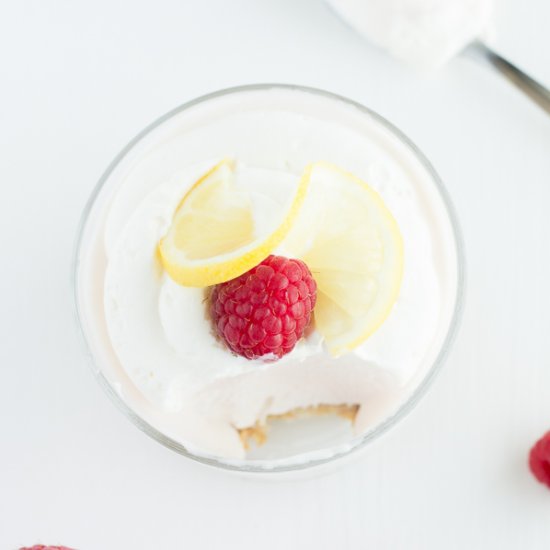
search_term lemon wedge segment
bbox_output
[159,159,309,287]
[285,162,404,356]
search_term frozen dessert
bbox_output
[76,86,460,466]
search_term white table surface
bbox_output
[1,1,550,548]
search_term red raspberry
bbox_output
[20,547,74,550]
[210,255,317,360]
[529,431,550,489]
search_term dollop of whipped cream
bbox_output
[105,162,403,458]
[328,0,494,69]
[104,161,411,458]
[98,86,458,463]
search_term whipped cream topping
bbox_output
[328,0,494,69]
[79,88,459,464]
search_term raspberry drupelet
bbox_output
[210,255,317,360]
[529,431,550,489]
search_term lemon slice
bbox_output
[159,159,309,287]
[285,162,404,356]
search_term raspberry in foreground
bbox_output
[529,431,550,489]
[210,255,317,360]
[20,546,74,550]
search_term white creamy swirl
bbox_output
[98,89,458,460]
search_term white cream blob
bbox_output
[80,87,459,463]
[327,0,494,69]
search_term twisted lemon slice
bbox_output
[284,162,404,356]
[159,159,309,287]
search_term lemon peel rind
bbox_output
[159,160,311,287]
[303,162,404,357]
[174,157,235,212]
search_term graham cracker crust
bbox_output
[238,404,360,450]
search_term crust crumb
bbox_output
[237,404,359,450]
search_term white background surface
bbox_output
[1,0,549,548]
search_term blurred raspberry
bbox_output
[210,255,317,359]
[529,431,550,489]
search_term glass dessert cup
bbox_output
[73,84,465,474]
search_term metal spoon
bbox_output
[466,41,550,116]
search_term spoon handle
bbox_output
[467,41,550,116]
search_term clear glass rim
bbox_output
[72,83,466,474]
